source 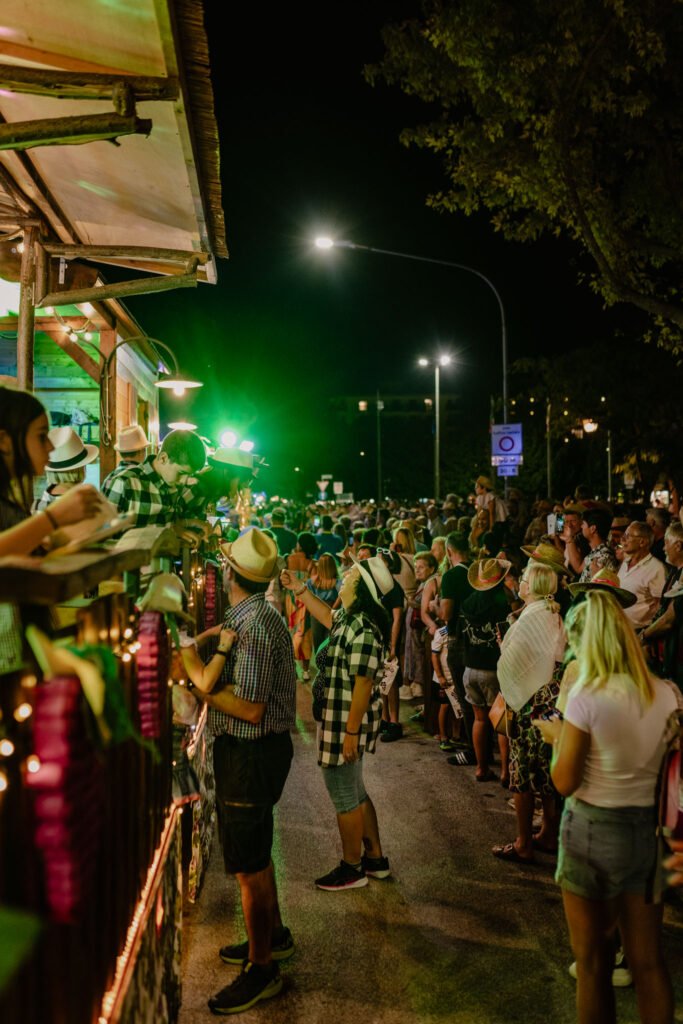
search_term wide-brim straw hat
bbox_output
[115,424,149,453]
[47,426,98,471]
[474,475,493,490]
[350,553,394,607]
[467,557,511,591]
[209,447,255,471]
[521,542,571,576]
[137,572,195,625]
[567,568,636,608]
[220,527,279,583]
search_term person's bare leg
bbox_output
[472,705,489,776]
[512,790,535,857]
[388,680,400,724]
[563,890,619,1024]
[536,793,560,849]
[360,796,383,858]
[498,733,509,785]
[336,806,364,864]
[438,703,449,741]
[235,863,279,966]
[618,893,673,1024]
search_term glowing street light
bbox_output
[220,429,238,448]
[168,421,198,431]
[314,236,335,249]
[239,440,255,452]
[418,354,454,502]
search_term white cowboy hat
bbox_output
[350,553,394,606]
[137,572,196,625]
[209,447,254,471]
[115,424,149,453]
[47,426,98,471]
[220,527,279,583]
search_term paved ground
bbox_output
[178,689,683,1024]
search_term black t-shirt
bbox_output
[271,525,298,556]
[382,578,405,613]
[440,563,471,630]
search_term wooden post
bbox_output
[16,226,37,390]
[99,329,117,484]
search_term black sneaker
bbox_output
[219,926,294,965]
[315,860,368,891]
[446,749,477,766]
[361,854,391,879]
[208,960,283,1015]
[379,722,403,743]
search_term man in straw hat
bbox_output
[100,424,149,495]
[185,527,296,1014]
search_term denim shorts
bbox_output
[463,667,499,708]
[556,797,660,902]
[321,758,368,814]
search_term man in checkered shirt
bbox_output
[184,528,296,1015]
[103,429,207,526]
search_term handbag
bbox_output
[488,691,513,736]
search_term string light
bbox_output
[0,739,15,757]
[121,652,132,664]
[26,755,41,773]
[14,703,32,722]
[0,771,7,793]
[123,628,133,639]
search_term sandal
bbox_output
[492,842,535,864]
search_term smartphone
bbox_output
[313,516,320,528]
[546,513,556,535]
[541,708,564,722]
[555,514,565,534]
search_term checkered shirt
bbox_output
[208,592,296,740]
[103,454,205,526]
[318,608,384,767]
[100,459,139,498]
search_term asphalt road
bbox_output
[178,689,683,1024]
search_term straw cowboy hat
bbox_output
[115,424,149,453]
[47,426,98,471]
[137,573,195,625]
[467,557,511,591]
[474,475,493,490]
[350,553,394,606]
[567,567,636,609]
[220,527,279,583]
[209,447,255,471]
[521,541,571,576]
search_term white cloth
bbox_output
[475,491,507,523]
[497,599,566,712]
[618,554,666,627]
[565,674,678,808]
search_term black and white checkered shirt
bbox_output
[208,592,297,740]
[318,608,384,767]
[103,454,205,526]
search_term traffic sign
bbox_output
[491,454,523,466]
[316,480,329,491]
[491,423,523,458]
[333,481,344,495]
[496,465,519,477]
[321,473,333,480]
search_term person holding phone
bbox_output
[534,591,677,1024]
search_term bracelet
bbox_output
[346,728,360,736]
[215,648,229,657]
[44,507,58,530]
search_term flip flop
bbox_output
[492,843,535,864]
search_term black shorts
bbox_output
[213,731,293,875]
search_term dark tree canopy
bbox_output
[367,0,683,349]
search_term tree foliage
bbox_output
[366,0,683,349]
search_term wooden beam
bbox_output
[0,41,134,77]
[38,269,199,308]
[42,328,100,383]
[0,112,152,152]
[99,330,117,482]
[44,243,209,266]
[0,64,179,102]
[16,225,37,389]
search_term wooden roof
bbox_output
[0,0,227,283]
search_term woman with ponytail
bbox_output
[493,562,567,862]
[535,589,677,1024]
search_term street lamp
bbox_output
[314,236,507,418]
[418,354,452,502]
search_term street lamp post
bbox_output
[314,237,508,419]
[419,355,451,502]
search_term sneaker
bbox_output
[208,960,282,1015]
[315,860,368,891]
[302,670,310,682]
[379,718,390,733]
[379,722,403,743]
[568,949,632,988]
[446,749,477,766]
[439,739,457,752]
[219,926,294,965]
[361,854,391,879]
[410,682,424,698]
[398,685,413,701]
[409,706,424,722]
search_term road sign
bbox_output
[316,480,329,491]
[333,481,344,495]
[491,423,523,458]
[496,465,519,477]
[491,454,523,467]
[321,473,333,480]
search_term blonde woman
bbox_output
[391,526,417,600]
[493,563,566,863]
[535,591,676,1024]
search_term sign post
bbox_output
[491,424,523,480]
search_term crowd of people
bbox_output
[2,384,682,1021]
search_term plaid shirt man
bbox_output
[318,609,384,767]
[209,592,296,740]
[103,454,205,526]
[100,458,139,498]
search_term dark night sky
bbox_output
[126,3,618,496]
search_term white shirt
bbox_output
[565,674,677,807]
[618,553,666,627]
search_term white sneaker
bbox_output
[410,682,423,698]
[398,685,413,701]
[302,670,310,682]
[568,948,632,987]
